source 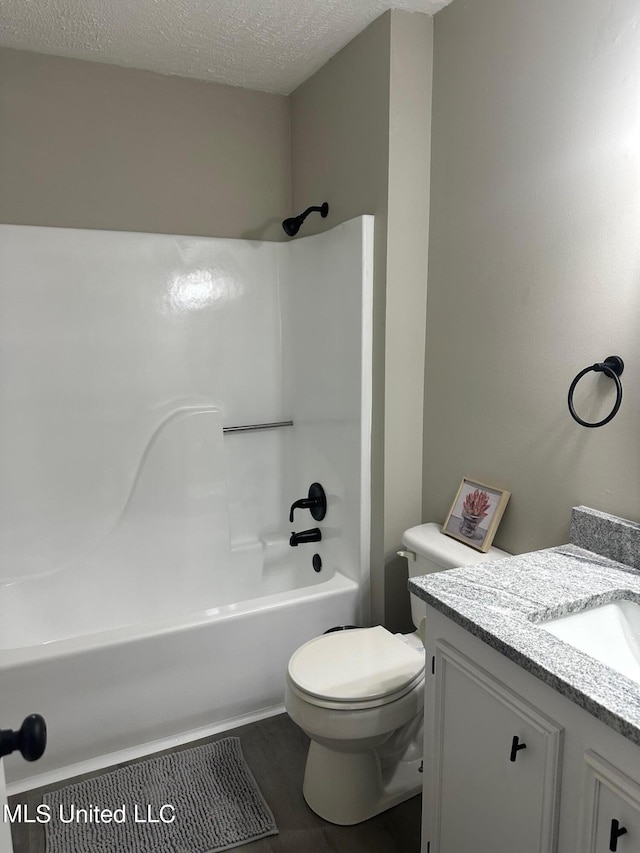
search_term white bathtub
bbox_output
[1,567,359,792]
[0,408,364,792]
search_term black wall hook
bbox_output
[568,355,624,428]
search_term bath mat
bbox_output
[43,737,278,853]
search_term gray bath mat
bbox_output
[43,737,278,853]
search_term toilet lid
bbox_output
[287,626,424,703]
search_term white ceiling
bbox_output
[0,0,451,95]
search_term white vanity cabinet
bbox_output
[423,606,640,853]
[430,641,562,853]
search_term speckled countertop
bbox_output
[409,506,640,746]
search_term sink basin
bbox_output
[539,599,640,686]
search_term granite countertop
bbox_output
[408,506,640,746]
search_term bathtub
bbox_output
[1,566,359,792]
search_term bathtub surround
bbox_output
[0,217,372,788]
[282,224,373,607]
[0,221,371,595]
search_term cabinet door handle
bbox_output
[509,735,527,762]
[609,819,627,851]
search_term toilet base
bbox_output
[302,740,423,825]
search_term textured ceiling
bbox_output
[0,0,452,94]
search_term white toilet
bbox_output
[285,522,510,825]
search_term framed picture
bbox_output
[442,478,511,552]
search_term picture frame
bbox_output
[442,478,511,552]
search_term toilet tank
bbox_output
[401,522,511,632]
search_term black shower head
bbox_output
[282,217,302,237]
[282,202,329,237]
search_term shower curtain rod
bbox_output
[223,420,293,434]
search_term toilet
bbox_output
[284,522,510,825]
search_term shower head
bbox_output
[282,202,329,237]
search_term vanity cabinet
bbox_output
[430,641,562,853]
[423,606,640,853]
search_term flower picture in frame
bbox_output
[442,478,511,552]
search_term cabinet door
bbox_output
[430,641,562,853]
[579,751,640,853]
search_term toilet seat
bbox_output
[287,626,425,711]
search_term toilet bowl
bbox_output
[285,522,511,825]
[285,625,425,825]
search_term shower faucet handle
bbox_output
[289,483,327,523]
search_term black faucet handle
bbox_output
[289,498,312,522]
[289,483,326,523]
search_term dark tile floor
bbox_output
[9,713,422,852]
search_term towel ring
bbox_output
[567,356,624,428]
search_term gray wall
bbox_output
[385,12,432,628]
[424,0,640,553]
[291,11,432,628]
[0,48,291,240]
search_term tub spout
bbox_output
[289,528,322,547]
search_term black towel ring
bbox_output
[567,355,624,428]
